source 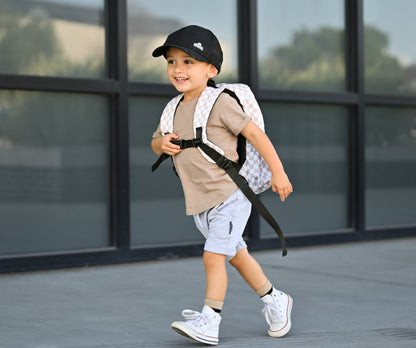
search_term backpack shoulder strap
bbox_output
[151,94,183,172]
[160,93,184,135]
[193,86,226,161]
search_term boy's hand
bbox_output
[241,121,293,201]
[156,133,182,156]
[271,171,293,202]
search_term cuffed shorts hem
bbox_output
[193,189,252,259]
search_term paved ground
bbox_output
[1,238,415,348]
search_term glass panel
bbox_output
[364,0,416,95]
[259,102,349,236]
[127,0,238,83]
[258,0,345,91]
[0,91,110,255]
[366,107,416,227]
[0,0,105,78]
[129,96,203,246]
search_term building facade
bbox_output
[0,0,415,273]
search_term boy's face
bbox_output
[166,47,218,102]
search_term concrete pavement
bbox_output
[1,238,415,347]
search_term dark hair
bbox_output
[207,79,217,88]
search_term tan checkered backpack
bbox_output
[152,83,287,256]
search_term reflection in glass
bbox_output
[127,0,238,83]
[129,96,203,246]
[0,91,110,255]
[259,102,349,236]
[364,0,416,95]
[258,0,345,91]
[0,0,105,77]
[366,107,416,227]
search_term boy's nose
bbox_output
[173,63,184,73]
[174,66,183,73]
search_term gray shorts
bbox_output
[193,189,252,259]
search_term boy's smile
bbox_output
[174,77,189,84]
[166,47,218,102]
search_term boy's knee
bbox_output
[229,248,249,267]
[203,251,226,267]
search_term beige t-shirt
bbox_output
[153,92,250,215]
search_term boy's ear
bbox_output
[208,64,218,78]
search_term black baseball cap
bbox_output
[152,25,223,73]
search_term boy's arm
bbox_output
[151,133,182,156]
[240,120,293,201]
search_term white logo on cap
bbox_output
[193,42,204,51]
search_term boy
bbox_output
[151,25,293,346]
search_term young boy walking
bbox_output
[151,25,293,346]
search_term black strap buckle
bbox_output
[192,137,203,147]
[171,139,185,149]
[172,138,202,149]
[216,156,231,169]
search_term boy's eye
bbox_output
[184,59,193,64]
[167,59,175,64]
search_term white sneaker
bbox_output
[261,288,293,337]
[171,305,221,346]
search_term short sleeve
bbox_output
[211,93,250,135]
[152,123,162,139]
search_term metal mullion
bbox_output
[128,82,177,97]
[364,94,416,107]
[106,0,130,252]
[347,0,366,237]
[238,0,258,92]
[355,0,366,238]
[259,89,359,105]
[0,75,119,94]
[238,0,261,240]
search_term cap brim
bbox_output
[152,46,167,57]
[152,44,209,63]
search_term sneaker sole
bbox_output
[268,295,293,338]
[171,321,218,346]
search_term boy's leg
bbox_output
[203,251,227,307]
[171,190,250,345]
[229,248,269,292]
[195,189,252,310]
[170,251,226,346]
[229,248,293,338]
[170,239,228,346]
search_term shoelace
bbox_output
[181,309,207,328]
[262,302,283,326]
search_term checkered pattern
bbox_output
[160,94,182,135]
[159,83,271,194]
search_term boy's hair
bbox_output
[152,25,223,73]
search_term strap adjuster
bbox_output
[216,156,231,169]
[171,139,186,149]
[192,137,203,147]
[172,138,202,149]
